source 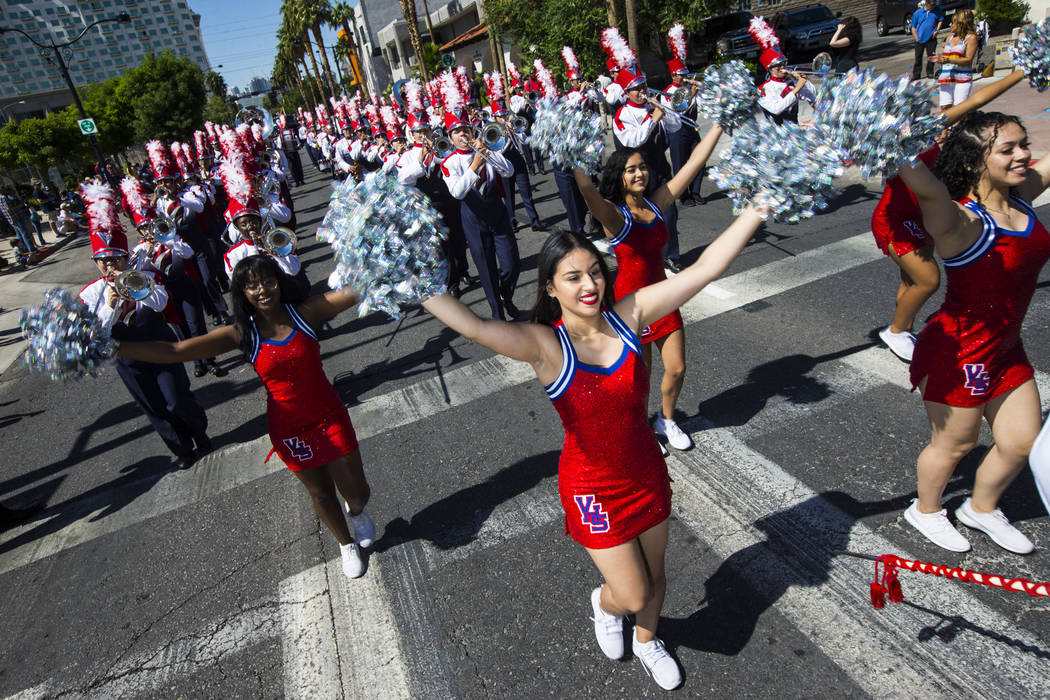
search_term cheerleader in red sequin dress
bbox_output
[424,203,764,690]
[116,255,375,579]
[898,112,1050,556]
[571,123,724,454]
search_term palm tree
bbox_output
[397,0,429,81]
[278,25,320,105]
[293,0,341,99]
[607,0,619,28]
[418,0,435,44]
[281,1,329,100]
[329,1,370,99]
[624,0,639,55]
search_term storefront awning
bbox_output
[439,22,488,52]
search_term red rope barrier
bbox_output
[864,552,1050,609]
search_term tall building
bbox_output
[247,76,271,95]
[0,0,211,121]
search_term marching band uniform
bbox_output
[222,200,302,279]
[756,48,816,125]
[663,30,704,206]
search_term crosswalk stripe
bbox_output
[279,563,343,698]
[0,231,891,575]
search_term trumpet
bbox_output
[263,227,297,257]
[647,87,692,113]
[524,89,540,105]
[150,214,179,244]
[112,269,156,302]
[154,185,172,200]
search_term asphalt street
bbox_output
[3,38,1050,699]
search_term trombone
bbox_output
[642,95,701,132]
[646,86,693,113]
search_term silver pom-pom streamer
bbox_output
[1012,18,1050,91]
[710,118,843,223]
[316,173,448,319]
[812,68,944,179]
[21,289,117,381]
[527,97,605,171]
[695,60,758,131]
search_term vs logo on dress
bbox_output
[283,437,314,462]
[574,494,610,533]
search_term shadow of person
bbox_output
[658,487,948,655]
[700,342,877,429]
[371,450,559,554]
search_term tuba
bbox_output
[235,106,276,139]
[263,227,297,257]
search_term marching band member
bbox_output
[750,18,815,125]
[507,62,543,176]
[664,24,704,207]
[534,58,588,237]
[333,124,356,179]
[79,181,210,470]
[439,70,522,319]
[276,114,305,186]
[603,27,683,272]
[485,72,544,233]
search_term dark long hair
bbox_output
[598,147,650,204]
[841,16,863,47]
[532,231,616,324]
[932,111,1026,202]
[230,255,306,358]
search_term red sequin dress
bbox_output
[545,308,671,548]
[610,198,683,343]
[870,146,938,257]
[249,304,358,470]
[911,195,1050,406]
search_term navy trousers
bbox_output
[553,167,587,235]
[667,126,704,201]
[117,360,208,458]
[504,169,541,229]
[460,188,520,318]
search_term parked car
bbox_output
[694,11,760,64]
[876,0,976,37]
[777,4,842,58]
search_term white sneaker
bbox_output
[879,325,916,362]
[633,633,682,690]
[955,498,1034,554]
[340,541,365,578]
[904,500,971,552]
[653,415,693,451]
[590,586,625,659]
[348,508,376,549]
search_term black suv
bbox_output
[694,11,760,64]
[778,4,841,58]
[876,0,976,36]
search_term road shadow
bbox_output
[371,449,559,554]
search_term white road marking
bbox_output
[279,563,342,698]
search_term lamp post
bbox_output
[0,100,27,124]
[0,12,132,169]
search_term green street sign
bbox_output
[78,118,98,135]
[441,53,455,68]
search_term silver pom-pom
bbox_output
[696,60,758,131]
[21,289,117,381]
[709,118,843,223]
[812,68,944,178]
[527,97,605,171]
[1012,18,1050,91]
[316,172,448,319]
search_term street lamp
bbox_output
[0,12,132,167]
[0,100,27,124]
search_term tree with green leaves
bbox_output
[290,0,341,98]
[281,0,331,100]
[204,71,228,98]
[116,51,207,143]
[398,0,430,81]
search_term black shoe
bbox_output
[695,194,706,205]
[680,197,696,208]
[195,435,213,456]
[193,364,208,378]
[449,283,463,299]
[531,221,548,232]
[210,314,224,327]
[462,274,479,287]
[207,360,227,377]
[665,259,682,274]
[0,502,45,531]
[174,453,197,470]
[503,299,526,319]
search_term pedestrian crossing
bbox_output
[4,225,1049,698]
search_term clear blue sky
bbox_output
[189,0,345,93]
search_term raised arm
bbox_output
[296,289,359,327]
[943,69,1023,125]
[117,324,240,364]
[422,293,554,369]
[572,168,626,236]
[615,206,765,329]
[650,124,723,210]
[897,159,968,241]
[829,23,849,48]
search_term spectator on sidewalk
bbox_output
[31,179,59,235]
[1,187,39,259]
[911,0,945,81]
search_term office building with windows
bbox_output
[0,0,211,121]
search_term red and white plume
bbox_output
[561,46,579,75]
[533,59,557,99]
[484,72,504,103]
[145,139,176,179]
[120,176,151,217]
[380,104,397,130]
[218,130,255,204]
[601,27,636,70]
[170,142,191,176]
[507,62,522,87]
[80,181,122,240]
[329,95,339,110]
[181,142,195,168]
[455,65,471,99]
[748,16,780,49]
[405,79,425,114]
[193,130,208,159]
[668,23,687,61]
[440,70,464,114]
[204,121,219,144]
